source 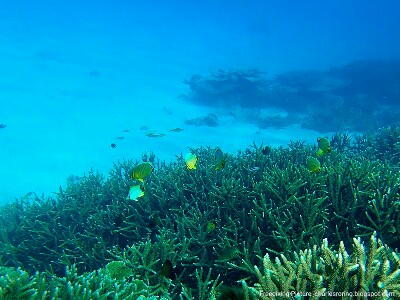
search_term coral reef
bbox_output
[183,60,400,132]
[0,127,399,298]
[183,69,266,108]
[185,113,219,127]
[239,232,400,299]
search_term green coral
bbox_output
[240,232,400,299]
[0,267,36,299]
[0,233,222,299]
[0,128,399,299]
[105,261,132,280]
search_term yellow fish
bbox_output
[128,184,145,201]
[206,221,217,233]
[130,162,154,182]
[306,157,321,173]
[317,137,331,157]
[185,152,198,170]
[214,148,226,170]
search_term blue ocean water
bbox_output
[0,0,399,203]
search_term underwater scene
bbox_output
[0,1,400,299]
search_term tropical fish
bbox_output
[249,166,260,172]
[185,152,198,170]
[217,247,240,261]
[168,128,183,132]
[206,221,217,233]
[145,131,166,138]
[160,259,176,280]
[262,145,271,156]
[130,162,154,182]
[110,143,117,148]
[306,157,321,173]
[128,184,145,201]
[317,137,331,157]
[214,148,226,170]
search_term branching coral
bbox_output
[239,232,400,299]
[0,129,400,299]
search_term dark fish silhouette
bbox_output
[262,146,271,155]
[160,259,176,280]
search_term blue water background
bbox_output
[0,0,399,203]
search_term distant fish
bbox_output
[306,157,321,173]
[162,107,173,115]
[88,70,100,77]
[140,125,149,131]
[116,136,125,140]
[128,184,145,201]
[121,129,130,133]
[168,128,183,132]
[214,148,226,170]
[185,152,198,170]
[145,131,166,138]
[0,124,6,129]
[110,143,117,148]
[130,162,154,182]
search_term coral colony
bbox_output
[0,128,399,298]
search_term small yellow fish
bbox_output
[306,157,321,173]
[128,184,145,201]
[206,221,217,233]
[214,148,226,170]
[317,137,331,157]
[185,152,198,170]
[168,128,183,132]
[131,162,154,182]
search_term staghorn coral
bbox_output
[0,263,164,300]
[239,232,400,300]
[184,62,400,132]
[355,126,400,164]
[0,129,400,298]
[0,233,222,299]
[105,261,132,280]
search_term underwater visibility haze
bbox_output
[0,1,400,298]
